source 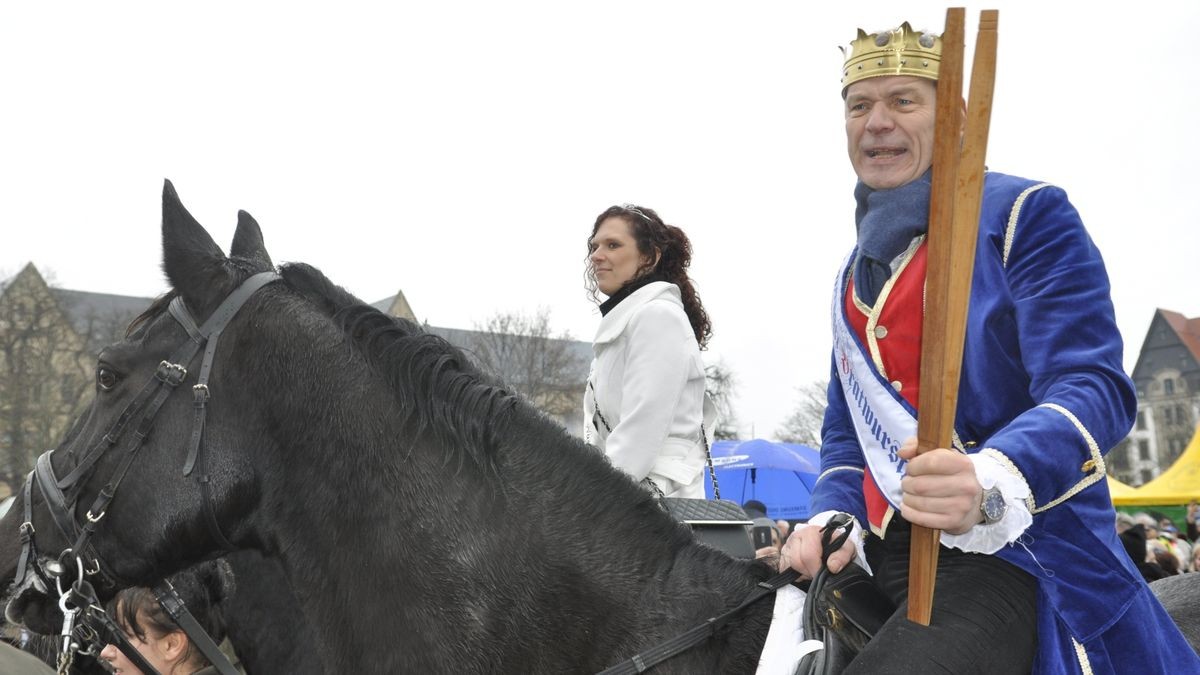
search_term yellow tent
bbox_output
[1112,425,1200,507]
[1106,475,1137,499]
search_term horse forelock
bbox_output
[125,291,177,337]
[277,263,520,473]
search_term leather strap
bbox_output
[83,603,162,675]
[596,568,800,675]
[153,580,240,675]
[16,472,35,584]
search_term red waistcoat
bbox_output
[844,242,927,534]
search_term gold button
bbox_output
[1081,459,1096,473]
[891,380,902,392]
[874,325,889,339]
[964,441,978,449]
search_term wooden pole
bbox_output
[907,8,999,626]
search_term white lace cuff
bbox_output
[805,510,872,574]
[940,452,1033,554]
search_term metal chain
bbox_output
[701,425,720,500]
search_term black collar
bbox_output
[599,274,664,316]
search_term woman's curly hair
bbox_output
[586,204,712,349]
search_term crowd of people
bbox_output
[1119,503,1200,581]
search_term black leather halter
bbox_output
[14,271,277,675]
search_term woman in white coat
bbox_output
[583,204,714,499]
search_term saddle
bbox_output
[796,514,896,675]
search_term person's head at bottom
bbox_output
[99,562,229,675]
[99,587,205,675]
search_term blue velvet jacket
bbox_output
[813,172,1199,674]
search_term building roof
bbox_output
[2,264,154,347]
[6,265,590,379]
[369,290,417,322]
[1158,309,1200,365]
[51,288,154,344]
[426,325,592,382]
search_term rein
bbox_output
[14,271,278,675]
[596,568,799,675]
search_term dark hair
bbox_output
[1155,548,1181,576]
[110,560,233,670]
[586,204,712,349]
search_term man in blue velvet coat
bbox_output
[778,21,1200,674]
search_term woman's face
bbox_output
[98,608,185,675]
[589,217,652,296]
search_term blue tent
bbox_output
[703,439,820,521]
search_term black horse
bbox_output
[3,182,779,673]
[1152,573,1200,656]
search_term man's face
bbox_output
[844,76,938,190]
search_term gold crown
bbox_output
[841,22,942,90]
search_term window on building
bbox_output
[1165,407,1174,425]
[1111,446,1131,472]
[1141,469,1155,484]
[1177,405,1188,425]
[1138,440,1151,460]
[1165,378,1176,395]
[1136,411,1147,430]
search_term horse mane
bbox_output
[278,263,521,474]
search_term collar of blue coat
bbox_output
[592,281,682,346]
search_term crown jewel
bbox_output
[841,22,942,90]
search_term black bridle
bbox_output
[13,271,278,675]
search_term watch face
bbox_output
[983,489,1006,522]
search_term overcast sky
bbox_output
[3,2,1197,440]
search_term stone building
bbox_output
[1109,309,1200,485]
[0,264,144,496]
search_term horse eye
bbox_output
[97,366,121,391]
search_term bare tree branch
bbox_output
[774,379,828,447]
[705,360,740,440]
[467,308,588,423]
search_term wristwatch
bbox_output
[980,486,1007,525]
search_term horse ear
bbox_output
[230,210,274,269]
[161,179,228,305]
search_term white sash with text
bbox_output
[831,254,917,511]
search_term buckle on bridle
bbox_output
[193,383,210,405]
[156,361,188,386]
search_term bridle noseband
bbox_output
[13,271,277,675]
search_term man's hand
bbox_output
[778,523,857,580]
[898,436,984,534]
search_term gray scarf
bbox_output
[852,170,932,306]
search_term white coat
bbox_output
[583,281,713,498]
